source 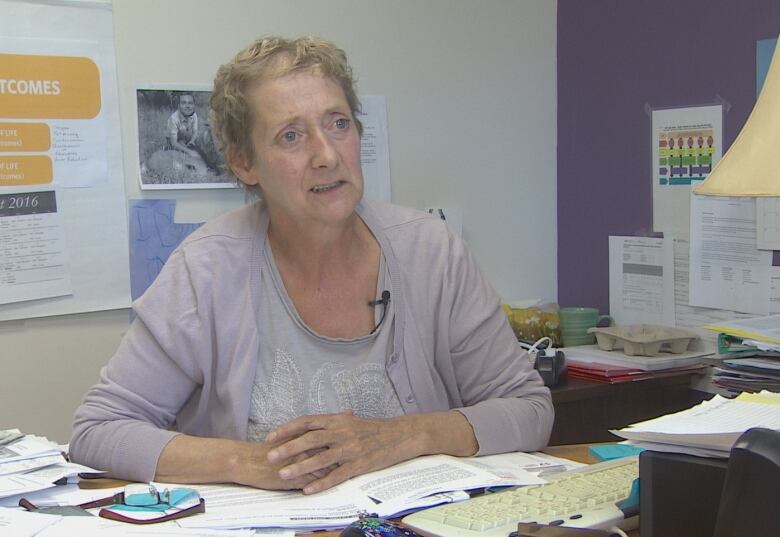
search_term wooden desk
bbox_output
[548,372,710,445]
[315,444,638,537]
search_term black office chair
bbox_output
[713,427,780,537]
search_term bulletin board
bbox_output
[556,0,780,314]
[0,0,130,321]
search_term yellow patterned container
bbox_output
[502,303,561,346]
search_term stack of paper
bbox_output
[567,359,704,383]
[712,357,780,393]
[0,429,94,501]
[611,391,780,458]
[563,344,711,371]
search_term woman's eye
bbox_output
[335,118,349,130]
[283,131,297,142]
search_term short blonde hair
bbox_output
[210,36,362,182]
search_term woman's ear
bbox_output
[228,145,260,186]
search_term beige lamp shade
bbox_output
[693,35,780,196]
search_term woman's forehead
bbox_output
[247,72,348,123]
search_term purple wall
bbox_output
[557,0,780,314]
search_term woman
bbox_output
[70,36,553,495]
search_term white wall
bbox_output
[1,0,557,442]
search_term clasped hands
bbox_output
[254,411,418,495]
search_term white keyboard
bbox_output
[402,456,639,537]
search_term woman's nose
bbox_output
[310,130,338,168]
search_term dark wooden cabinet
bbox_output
[548,373,711,445]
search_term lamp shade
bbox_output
[693,36,780,196]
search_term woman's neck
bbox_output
[267,211,376,284]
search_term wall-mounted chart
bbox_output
[0,1,130,320]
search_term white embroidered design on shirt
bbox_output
[248,349,304,440]
[331,363,404,417]
[249,351,402,441]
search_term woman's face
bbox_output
[233,71,363,230]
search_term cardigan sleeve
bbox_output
[443,233,554,454]
[69,248,209,482]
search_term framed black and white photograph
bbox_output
[136,84,233,190]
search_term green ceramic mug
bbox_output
[559,307,613,347]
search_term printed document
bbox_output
[609,236,675,326]
[0,190,72,305]
[178,454,542,530]
[756,197,780,250]
[0,507,61,537]
[672,235,756,346]
[689,194,772,314]
[357,95,391,202]
[29,515,256,536]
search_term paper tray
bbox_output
[587,325,698,356]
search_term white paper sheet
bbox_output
[672,235,755,347]
[0,473,56,499]
[358,95,391,202]
[463,451,579,474]
[0,454,65,477]
[619,440,730,459]
[689,194,772,314]
[772,266,780,314]
[178,482,375,530]
[0,483,121,509]
[350,454,541,504]
[35,516,256,536]
[652,105,722,234]
[0,189,72,305]
[0,435,60,464]
[0,507,61,537]
[608,236,675,326]
[756,197,780,250]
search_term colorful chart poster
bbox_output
[652,104,722,235]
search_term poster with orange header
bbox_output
[0,0,129,320]
[0,37,107,189]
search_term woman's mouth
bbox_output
[310,181,342,193]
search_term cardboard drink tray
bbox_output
[587,325,698,356]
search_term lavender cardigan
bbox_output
[70,200,553,482]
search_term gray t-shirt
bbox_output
[248,238,403,441]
